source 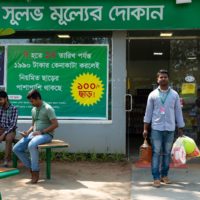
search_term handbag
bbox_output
[138,138,152,163]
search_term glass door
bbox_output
[126,38,170,156]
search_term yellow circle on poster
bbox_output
[71,73,104,106]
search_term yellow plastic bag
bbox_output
[181,136,200,159]
[187,147,200,159]
[182,136,196,154]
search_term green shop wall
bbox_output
[0,0,199,31]
[7,45,108,119]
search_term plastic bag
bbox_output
[138,138,152,163]
[187,146,200,159]
[171,136,200,165]
[171,137,186,166]
[182,136,196,154]
[182,136,200,159]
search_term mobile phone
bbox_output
[18,131,27,137]
[18,131,24,134]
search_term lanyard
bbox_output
[33,109,40,122]
[33,102,44,121]
[159,89,170,105]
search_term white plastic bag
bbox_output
[171,137,186,166]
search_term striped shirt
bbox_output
[144,87,185,131]
[0,103,18,134]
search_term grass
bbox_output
[0,151,126,162]
[39,151,126,162]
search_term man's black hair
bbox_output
[27,89,42,100]
[0,90,8,99]
[157,69,169,78]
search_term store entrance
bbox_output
[126,38,169,159]
[126,31,200,160]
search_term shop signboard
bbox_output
[7,45,108,119]
[0,0,200,30]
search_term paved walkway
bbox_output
[131,162,200,200]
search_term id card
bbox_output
[160,107,165,115]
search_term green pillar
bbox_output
[46,148,51,179]
[12,153,18,168]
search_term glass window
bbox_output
[170,39,200,143]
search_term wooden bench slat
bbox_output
[0,167,18,173]
[38,140,69,148]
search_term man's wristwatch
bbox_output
[40,131,45,135]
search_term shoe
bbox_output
[31,171,39,184]
[30,169,33,179]
[153,180,160,188]
[161,176,171,184]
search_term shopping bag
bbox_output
[182,136,200,159]
[138,138,152,163]
[171,137,186,166]
[182,136,196,154]
[187,147,200,159]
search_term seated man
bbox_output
[13,89,58,183]
[0,90,18,167]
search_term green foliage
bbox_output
[39,151,126,162]
[0,152,4,160]
[0,151,126,163]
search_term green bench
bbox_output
[0,167,20,200]
[13,139,69,179]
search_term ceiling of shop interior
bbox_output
[127,39,170,60]
[128,30,200,38]
[127,30,200,61]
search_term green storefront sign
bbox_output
[7,45,108,119]
[0,0,199,30]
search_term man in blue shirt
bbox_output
[143,69,185,188]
